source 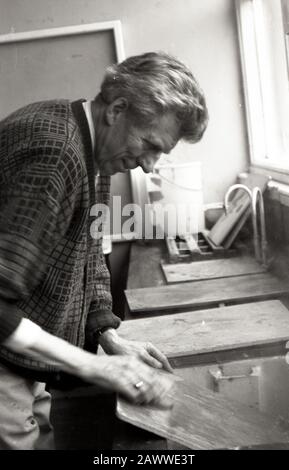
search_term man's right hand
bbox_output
[80,354,175,408]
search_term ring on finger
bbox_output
[134,380,144,390]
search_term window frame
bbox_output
[235,0,289,179]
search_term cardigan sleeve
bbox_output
[0,154,79,343]
[85,246,121,349]
[85,175,121,347]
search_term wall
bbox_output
[0,0,249,204]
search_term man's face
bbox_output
[97,107,180,176]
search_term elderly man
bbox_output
[0,51,208,449]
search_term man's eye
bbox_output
[143,140,151,150]
[143,140,160,152]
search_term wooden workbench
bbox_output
[117,300,289,450]
[118,239,289,449]
[125,240,289,316]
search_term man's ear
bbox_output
[105,97,128,125]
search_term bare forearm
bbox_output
[3,318,100,380]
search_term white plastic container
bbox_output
[147,161,204,237]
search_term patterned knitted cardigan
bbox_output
[0,99,121,374]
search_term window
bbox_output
[282,0,289,78]
[236,0,289,173]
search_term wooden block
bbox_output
[117,374,289,450]
[209,364,260,409]
[165,236,180,262]
[183,234,201,254]
[125,272,289,314]
[161,256,266,283]
[201,229,226,251]
[119,300,289,358]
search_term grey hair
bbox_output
[99,51,208,143]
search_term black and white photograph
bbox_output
[0,0,289,458]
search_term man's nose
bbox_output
[139,153,161,173]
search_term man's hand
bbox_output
[98,329,174,373]
[82,354,175,407]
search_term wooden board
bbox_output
[117,374,289,450]
[208,174,269,247]
[208,194,250,247]
[183,234,201,254]
[125,272,289,314]
[161,256,266,284]
[223,207,250,249]
[127,242,167,290]
[119,300,289,358]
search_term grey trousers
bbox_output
[0,363,54,450]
